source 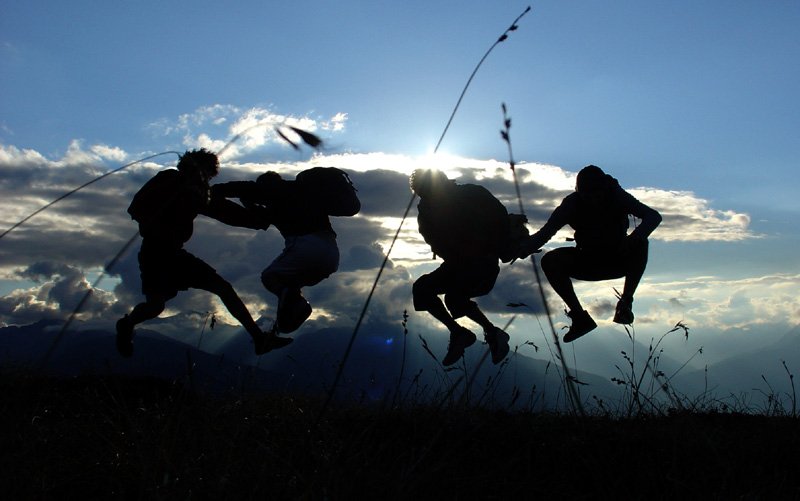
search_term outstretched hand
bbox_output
[240,201,271,230]
[516,241,542,260]
[209,183,226,199]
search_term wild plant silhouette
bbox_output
[4,5,800,498]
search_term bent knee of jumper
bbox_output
[261,270,285,294]
[412,277,436,312]
[444,295,475,319]
[541,248,574,274]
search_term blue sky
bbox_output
[4,1,798,202]
[1,1,799,380]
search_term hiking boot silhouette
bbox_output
[613,296,634,325]
[116,315,135,358]
[253,327,293,355]
[277,288,312,333]
[443,326,477,366]
[563,309,597,343]
[484,326,510,364]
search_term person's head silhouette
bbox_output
[410,169,452,198]
[256,171,282,185]
[177,148,220,184]
[576,165,609,207]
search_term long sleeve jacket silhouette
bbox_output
[128,169,264,248]
[528,176,661,253]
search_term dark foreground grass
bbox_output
[2,369,799,500]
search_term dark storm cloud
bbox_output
[475,262,547,316]
[587,298,616,319]
[109,248,144,301]
[0,147,97,191]
[347,169,417,218]
[339,243,392,272]
[0,261,117,325]
[331,215,399,250]
[0,147,150,275]
[669,297,685,309]
[0,150,177,326]
[451,165,571,224]
[1,224,137,270]
[307,265,414,324]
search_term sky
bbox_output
[1,1,799,383]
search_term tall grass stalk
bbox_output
[320,8,533,422]
[746,362,798,417]
[610,321,698,417]
[390,310,411,408]
[500,103,584,416]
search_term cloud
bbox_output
[309,156,757,244]
[628,273,800,334]
[89,144,128,162]
[630,188,754,242]
[0,134,777,337]
[476,264,547,316]
[146,105,349,161]
[326,113,348,131]
[339,243,392,272]
[180,104,242,128]
[588,298,616,319]
[0,261,118,326]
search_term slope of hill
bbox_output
[0,319,283,397]
[0,319,621,410]
[674,324,800,407]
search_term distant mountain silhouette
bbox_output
[674,324,800,401]
[5,319,799,410]
[0,318,621,409]
[548,324,694,382]
[0,319,283,397]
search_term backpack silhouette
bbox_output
[296,167,360,217]
[127,170,182,224]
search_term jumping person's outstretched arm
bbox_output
[203,195,269,230]
[517,196,574,258]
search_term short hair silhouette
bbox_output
[177,148,219,178]
[576,165,608,193]
[410,169,452,198]
[256,171,282,184]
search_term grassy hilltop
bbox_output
[2,367,799,500]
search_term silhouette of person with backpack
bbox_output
[212,167,359,336]
[410,169,511,366]
[518,165,662,342]
[116,149,293,358]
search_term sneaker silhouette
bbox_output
[443,326,477,366]
[277,288,312,333]
[563,309,597,343]
[116,315,135,358]
[484,326,510,364]
[253,327,293,355]
[613,296,634,325]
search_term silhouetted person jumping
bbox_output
[212,167,359,336]
[116,149,292,358]
[519,165,662,342]
[410,169,511,366]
